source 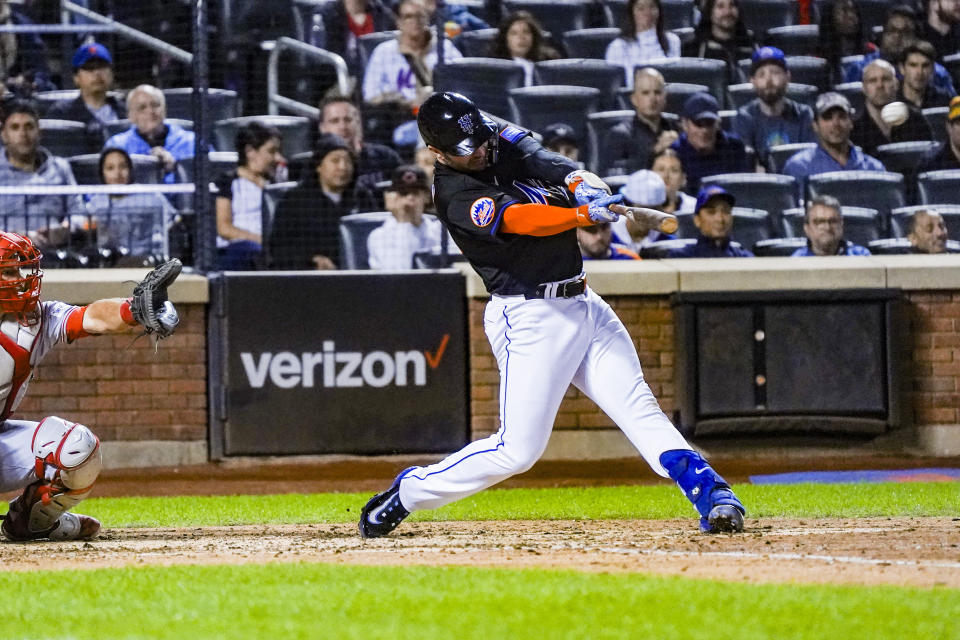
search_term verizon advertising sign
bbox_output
[211,273,469,456]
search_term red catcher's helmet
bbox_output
[0,232,42,317]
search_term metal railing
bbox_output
[265,36,350,117]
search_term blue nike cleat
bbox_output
[660,450,746,534]
[359,468,413,539]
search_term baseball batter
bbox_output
[359,92,745,538]
[0,233,181,541]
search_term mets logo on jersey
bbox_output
[470,197,495,227]
[458,113,475,133]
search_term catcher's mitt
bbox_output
[130,258,182,339]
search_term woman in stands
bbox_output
[213,121,285,270]
[488,11,559,86]
[651,148,696,215]
[86,147,176,265]
[605,0,681,87]
[816,0,877,83]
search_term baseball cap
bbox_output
[681,92,720,122]
[543,122,577,148]
[620,169,666,206]
[948,95,960,122]
[312,133,353,165]
[72,42,112,69]
[694,185,736,214]
[750,46,787,75]
[388,164,429,193]
[815,92,854,118]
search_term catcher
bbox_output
[0,232,180,541]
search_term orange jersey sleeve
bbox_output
[499,202,592,236]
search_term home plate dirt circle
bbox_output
[2,517,958,588]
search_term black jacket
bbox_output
[46,95,126,154]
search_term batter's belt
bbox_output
[525,276,587,300]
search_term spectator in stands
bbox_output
[920,0,960,61]
[367,165,443,270]
[0,99,82,222]
[422,0,490,36]
[734,47,816,168]
[605,0,681,88]
[542,123,581,163]
[47,43,125,154]
[578,222,641,260]
[317,96,402,190]
[791,194,871,256]
[651,148,697,214]
[667,185,753,257]
[783,92,885,194]
[603,67,679,176]
[670,92,751,192]
[488,11,559,86]
[898,41,953,109]
[843,6,956,97]
[104,85,200,183]
[0,0,54,96]
[817,0,877,80]
[920,95,960,171]
[213,122,285,271]
[86,148,176,263]
[683,0,756,84]
[320,0,396,75]
[613,169,676,250]
[852,59,933,156]
[269,134,377,270]
[907,208,950,253]
[361,0,462,113]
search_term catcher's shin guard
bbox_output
[659,449,745,533]
[1,417,102,541]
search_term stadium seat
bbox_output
[509,85,601,149]
[434,57,527,120]
[586,110,634,174]
[640,237,696,258]
[453,28,499,57]
[839,54,865,82]
[661,0,696,29]
[944,52,960,90]
[213,115,312,158]
[674,211,697,238]
[700,173,798,228]
[719,109,737,132]
[561,28,621,60]
[356,31,398,69]
[645,58,729,107]
[753,237,806,256]
[806,171,905,233]
[868,237,960,254]
[412,249,468,269]
[922,107,949,144]
[261,181,298,253]
[918,169,960,205]
[731,207,773,251]
[533,59,624,111]
[33,90,80,116]
[670,26,696,46]
[875,141,942,197]
[38,119,97,157]
[890,205,960,239]
[767,142,817,173]
[780,207,804,237]
[178,151,240,184]
[738,56,829,90]
[502,0,592,39]
[832,82,866,118]
[727,82,817,110]
[737,0,795,36]
[339,211,393,269]
[104,118,194,139]
[68,153,163,185]
[764,24,819,56]
[161,88,240,122]
[664,82,710,116]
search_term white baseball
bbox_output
[881,101,909,127]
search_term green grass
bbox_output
[29,481,960,528]
[1,563,956,640]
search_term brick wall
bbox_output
[15,304,207,440]
[904,291,960,427]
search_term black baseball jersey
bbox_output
[432,125,583,296]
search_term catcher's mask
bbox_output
[418,91,498,159]
[0,231,42,319]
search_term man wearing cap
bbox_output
[898,41,952,109]
[791,195,871,256]
[47,43,124,153]
[919,95,960,171]
[733,47,815,168]
[612,169,676,250]
[603,68,680,176]
[669,92,751,193]
[667,185,753,257]
[577,222,641,260]
[783,92,885,196]
[542,123,581,164]
[367,164,445,270]
[852,59,932,156]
